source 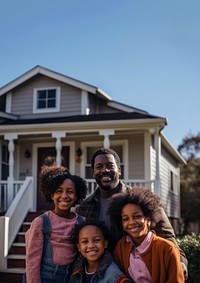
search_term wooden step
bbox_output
[0,268,24,283]
[0,211,42,283]
[7,254,26,269]
[9,243,26,255]
[20,222,31,232]
[14,232,25,243]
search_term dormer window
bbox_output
[33,87,60,113]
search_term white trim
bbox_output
[161,133,186,165]
[144,132,151,181]
[0,66,106,97]
[32,141,75,210]
[107,101,147,114]
[168,164,179,195]
[0,111,18,120]
[33,86,60,114]
[81,90,89,115]
[0,118,167,133]
[80,140,128,179]
[5,93,12,113]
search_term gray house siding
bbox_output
[160,154,180,219]
[128,134,145,179]
[11,75,82,119]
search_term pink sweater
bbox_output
[25,211,80,283]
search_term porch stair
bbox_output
[0,212,42,283]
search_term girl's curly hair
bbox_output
[39,165,87,204]
[71,218,109,245]
[108,187,163,231]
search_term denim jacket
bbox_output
[68,250,132,283]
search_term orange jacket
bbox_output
[113,233,184,283]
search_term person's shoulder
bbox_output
[30,214,43,227]
[152,233,178,249]
[104,261,132,282]
[80,188,100,203]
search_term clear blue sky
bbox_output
[1,0,200,149]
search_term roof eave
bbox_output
[161,133,186,165]
[0,66,109,99]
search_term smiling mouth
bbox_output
[59,200,71,204]
[101,176,112,181]
[128,226,141,232]
[86,250,98,255]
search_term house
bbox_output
[0,66,185,277]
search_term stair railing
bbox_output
[0,176,34,269]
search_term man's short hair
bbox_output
[91,147,121,169]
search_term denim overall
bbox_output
[22,214,84,283]
[39,214,70,282]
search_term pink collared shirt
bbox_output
[127,231,153,283]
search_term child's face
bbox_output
[51,179,77,217]
[121,203,150,246]
[77,225,108,267]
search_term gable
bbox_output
[9,75,83,119]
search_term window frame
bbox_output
[33,86,61,113]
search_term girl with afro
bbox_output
[24,165,87,283]
[108,187,184,283]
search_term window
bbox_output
[170,170,178,193]
[170,171,174,191]
[33,87,60,113]
[85,145,124,179]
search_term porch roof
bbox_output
[0,111,167,125]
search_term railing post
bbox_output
[0,216,9,269]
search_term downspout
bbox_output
[154,127,161,196]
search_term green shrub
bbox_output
[177,234,200,283]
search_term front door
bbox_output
[37,146,70,211]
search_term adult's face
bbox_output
[93,154,121,192]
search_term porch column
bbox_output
[4,133,18,207]
[52,131,66,166]
[154,128,161,196]
[99,130,115,148]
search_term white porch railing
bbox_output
[0,179,154,213]
[0,180,24,212]
[85,179,154,196]
[0,177,34,269]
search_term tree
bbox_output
[178,133,200,234]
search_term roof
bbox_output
[0,65,112,100]
[0,111,167,125]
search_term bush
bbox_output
[177,234,200,283]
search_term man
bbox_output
[77,147,188,279]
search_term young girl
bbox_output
[24,165,88,283]
[69,219,133,283]
[108,188,184,283]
